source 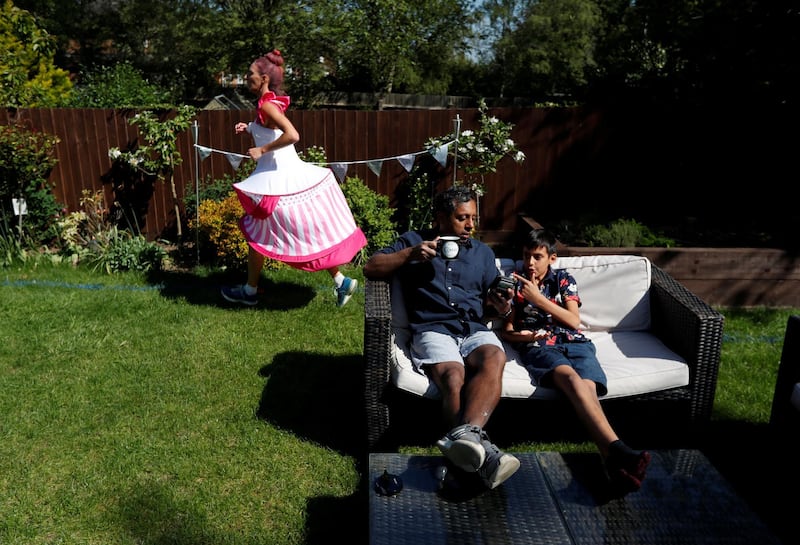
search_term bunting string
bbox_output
[193,139,455,183]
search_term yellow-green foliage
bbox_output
[1,0,73,107]
[191,192,285,271]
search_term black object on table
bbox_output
[368,450,782,545]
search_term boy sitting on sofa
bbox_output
[497,228,651,494]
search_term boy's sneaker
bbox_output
[221,285,258,306]
[436,424,486,472]
[477,430,520,489]
[335,277,358,307]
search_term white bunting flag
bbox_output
[432,143,449,167]
[196,145,212,161]
[367,160,383,177]
[397,154,415,172]
[330,163,348,183]
[225,153,244,170]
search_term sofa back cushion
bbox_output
[397,254,652,333]
[555,255,651,331]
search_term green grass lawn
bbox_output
[0,261,795,545]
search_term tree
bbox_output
[0,0,72,107]
[492,0,602,101]
[108,106,197,238]
[68,62,173,108]
[326,0,476,97]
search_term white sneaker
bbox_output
[477,431,520,489]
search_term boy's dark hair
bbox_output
[522,228,558,255]
[433,185,476,216]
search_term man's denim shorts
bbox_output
[410,329,503,371]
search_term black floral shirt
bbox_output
[512,267,590,348]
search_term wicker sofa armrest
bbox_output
[649,264,725,425]
[364,277,393,450]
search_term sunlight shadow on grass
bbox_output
[148,269,317,309]
[256,351,365,459]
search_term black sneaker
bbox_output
[221,285,258,306]
[605,449,651,494]
[477,430,520,489]
[436,424,486,472]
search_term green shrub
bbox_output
[91,233,167,273]
[68,62,174,108]
[0,124,63,247]
[0,1,73,107]
[581,218,676,247]
[191,193,250,269]
[340,176,397,265]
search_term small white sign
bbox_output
[12,198,27,216]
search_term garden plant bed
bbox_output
[559,247,800,308]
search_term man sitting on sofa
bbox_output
[363,185,520,490]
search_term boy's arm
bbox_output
[497,308,542,344]
[513,272,582,330]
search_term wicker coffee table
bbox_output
[369,450,781,545]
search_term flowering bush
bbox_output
[425,98,525,194]
[191,194,250,269]
[108,106,196,236]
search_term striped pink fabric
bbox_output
[236,171,367,271]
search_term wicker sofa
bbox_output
[364,254,725,451]
[769,315,800,431]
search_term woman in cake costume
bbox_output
[221,50,367,307]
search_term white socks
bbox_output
[333,272,345,288]
[243,284,258,296]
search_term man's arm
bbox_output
[363,248,412,279]
[363,239,439,279]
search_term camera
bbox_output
[491,275,516,298]
[436,236,461,260]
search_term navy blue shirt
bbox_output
[377,229,499,337]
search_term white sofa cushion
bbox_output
[389,254,689,400]
[391,329,689,400]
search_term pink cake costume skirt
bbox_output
[233,122,367,272]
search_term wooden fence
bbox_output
[1,106,605,244]
[3,104,794,248]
